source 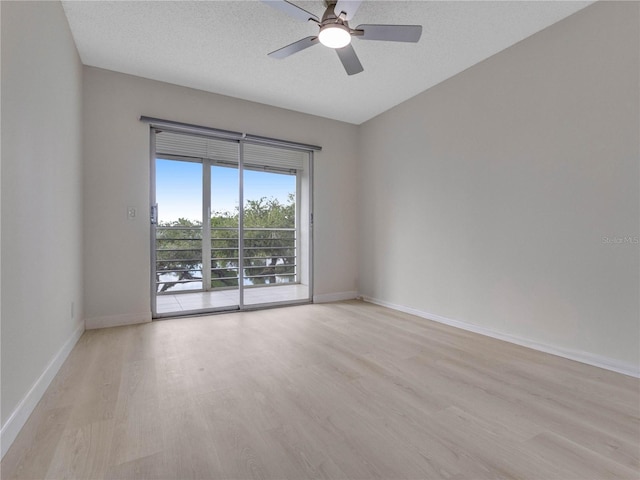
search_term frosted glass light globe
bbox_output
[318,25,351,49]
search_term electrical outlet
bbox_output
[127,206,136,220]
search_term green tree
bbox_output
[210,210,239,288]
[242,194,296,285]
[156,194,296,292]
[155,217,202,292]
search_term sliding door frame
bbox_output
[150,131,158,318]
[238,141,245,309]
[149,125,316,318]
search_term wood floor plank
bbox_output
[524,431,639,479]
[45,419,114,480]
[104,451,174,480]
[2,301,638,480]
[1,406,72,480]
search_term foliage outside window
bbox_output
[156,195,295,292]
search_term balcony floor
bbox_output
[155,283,310,315]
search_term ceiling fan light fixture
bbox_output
[318,24,351,49]
[264,0,423,75]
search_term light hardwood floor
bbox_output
[2,301,639,479]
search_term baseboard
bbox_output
[85,311,152,330]
[313,290,358,304]
[361,295,640,378]
[1,322,84,459]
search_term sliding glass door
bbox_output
[151,129,312,318]
[242,166,298,305]
[154,155,240,314]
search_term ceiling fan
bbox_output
[262,0,422,75]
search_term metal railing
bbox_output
[155,226,296,293]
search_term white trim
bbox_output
[1,323,84,459]
[313,290,358,304]
[361,296,640,379]
[85,312,152,330]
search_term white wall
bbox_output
[1,0,84,443]
[82,68,359,328]
[358,1,639,372]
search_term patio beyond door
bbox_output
[151,130,312,317]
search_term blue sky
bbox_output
[156,159,295,222]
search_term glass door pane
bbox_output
[154,158,204,314]
[209,164,240,308]
[242,143,311,306]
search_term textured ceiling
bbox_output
[61,0,593,124]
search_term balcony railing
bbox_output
[155,226,296,293]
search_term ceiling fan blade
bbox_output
[355,24,422,43]
[261,0,319,23]
[268,36,319,59]
[336,44,364,76]
[334,0,362,20]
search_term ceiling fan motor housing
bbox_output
[321,3,348,27]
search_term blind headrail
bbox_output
[140,116,322,152]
